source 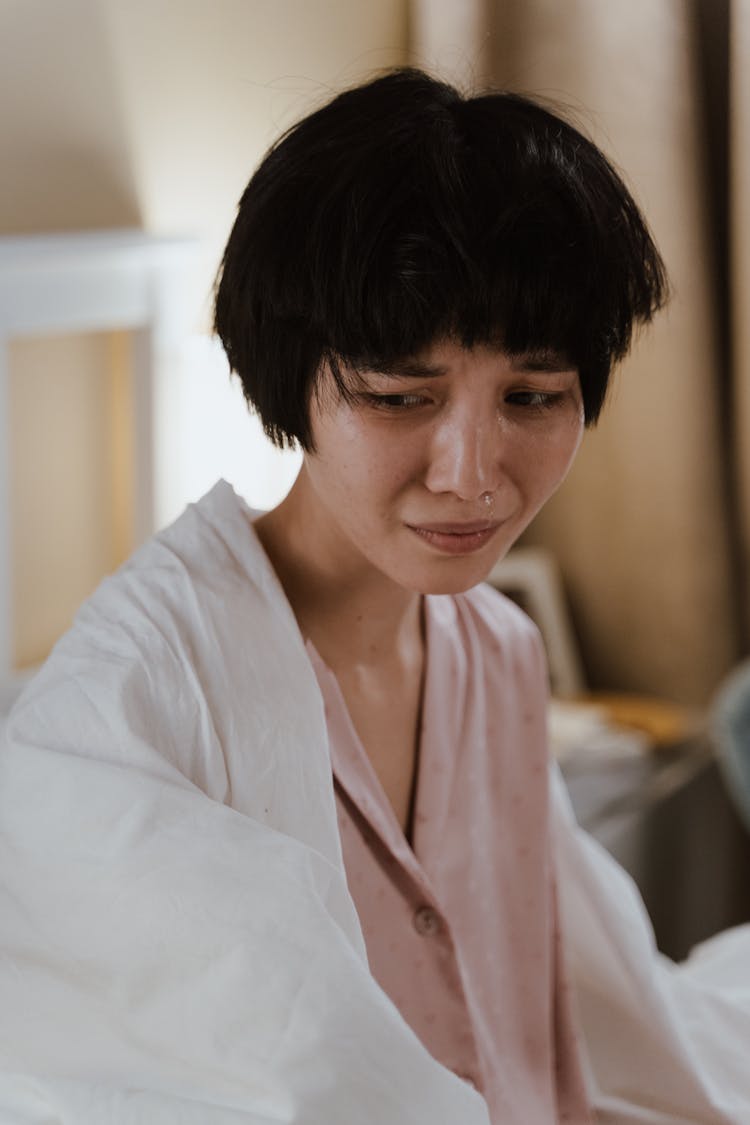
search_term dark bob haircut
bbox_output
[215,67,667,450]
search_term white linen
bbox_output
[553,770,750,1123]
[0,483,488,1125]
[1,480,749,1124]
[0,672,32,748]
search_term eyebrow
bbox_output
[361,359,448,379]
[361,349,575,379]
[507,350,576,373]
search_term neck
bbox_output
[254,479,423,671]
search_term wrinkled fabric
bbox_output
[0,482,489,1125]
[552,771,750,1123]
[311,589,591,1122]
[1,480,750,1124]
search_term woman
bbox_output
[2,69,747,1125]
[214,67,661,1121]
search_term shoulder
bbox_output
[6,483,288,796]
[70,480,281,650]
[7,481,336,844]
[429,581,549,691]
[40,482,262,685]
[461,581,546,662]
[116,479,266,598]
[461,580,542,641]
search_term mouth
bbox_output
[406,521,501,555]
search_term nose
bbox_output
[424,407,502,501]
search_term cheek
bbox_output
[530,415,584,494]
[336,421,423,492]
[310,420,415,511]
[556,413,584,464]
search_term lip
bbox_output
[406,521,500,555]
[412,520,498,534]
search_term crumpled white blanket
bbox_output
[0,481,749,1124]
[553,772,750,1124]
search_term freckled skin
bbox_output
[288,339,585,598]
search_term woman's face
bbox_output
[297,339,585,595]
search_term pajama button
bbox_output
[413,905,440,935]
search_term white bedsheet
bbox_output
[554,769,750,1123]
[0,481,748,1124]
[0,484,489,1125]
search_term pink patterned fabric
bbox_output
[308,585,592,1124]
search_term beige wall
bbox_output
[9,333,126,666]
[0,0,141,234]
[3,0,408,668]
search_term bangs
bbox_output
[302,94,664,420]
[323,215,601,388]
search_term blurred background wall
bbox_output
[2,0,748,710]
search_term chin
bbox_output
[396,558,505,597]
[419,576,487,596]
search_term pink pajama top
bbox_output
[308,584,592,1124]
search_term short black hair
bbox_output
[214,67,667,450]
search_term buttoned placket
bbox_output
[306,615,486,1098]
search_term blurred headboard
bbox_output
[487,547,585,698]
[0,230,197,678]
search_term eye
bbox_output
[506,390,562,410]
[362,392,430,411]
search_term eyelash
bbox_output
[361,391,563,412]
[505,391,563,410]
[360,393,429,411]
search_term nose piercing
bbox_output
[481,491,494,508]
